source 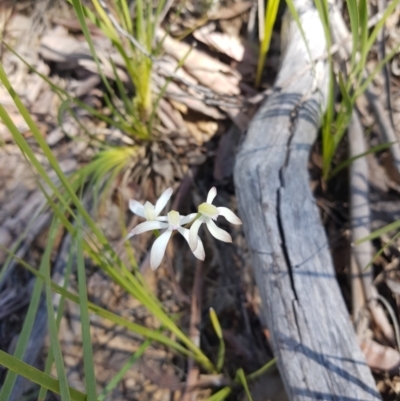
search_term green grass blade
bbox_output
[346,0,359,69]
[358,0,368,70]
[356,219,400,244]
[0,351,87,401]
[97,340,151,401]
[118,0,133,34]
[365,0,400,61]
[246,358,277,381]
[334,72,353,148]
[329,141,393,178]
[0,68,213,371]
[236,368,253,401]
[256,0,280,86]
[313,0,334,179]
[38,245,74,401]
[0,220,54,400]
[0,246,192,359]
[0,288,42,400]
[362,231,400,272]
[204,387,231,401]
[209,308,225,372]
[70,0,115,96]
[136,0,145,46]
[109,58,134,117]
[76,220,97,401]
[355,41,400,98]
[44,221,71,401]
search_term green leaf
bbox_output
[329,141,394,178]
[203,387,231,401]
[0,218,54,400]
[209,308,225,372]
[256,0,280,86]
[346,0,359,69]
[356,219,400,244]
[246,358,277,381]
[76,220,97,401]
[44,220,71,401]
[38,243,74,401]
[236,368,253,401]
[0,350,87,401]
[358,0,368,72]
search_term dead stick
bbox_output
[349,111,395,343]
[182,260,203,401]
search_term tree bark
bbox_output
[234,0,381,399]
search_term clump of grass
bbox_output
[317,0,400,179]
[0,41,276,400]
[69,0,166,142]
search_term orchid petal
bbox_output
[217,207,242,225]
[180,213,197,226]
[177,227,205,261]
[189,217,204,251]
[150,230,172,270]
[206,219,232,243]
[129,200,145,218]
[206,187,217,204]
[127,221,168,238]
[154,187,173,216]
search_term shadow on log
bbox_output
[234,0,381,399]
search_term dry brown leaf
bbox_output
[158,99,187,130]
[156,55,199,85]
[159,30,241,96]
[193,24,256,63]
[360,338,400,373]
[152,74,225,120]
[220,105,250,131]
[40,27,89,64]
[208,1,253,20]
[184,120,218,145]
[385,277,400,295]
[1,11,30,41]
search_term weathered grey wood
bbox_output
[234,0,381,399]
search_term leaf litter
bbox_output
[1,0,400,400]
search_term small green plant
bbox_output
[317,0,400,179]
[256,0,281,87]
[0,63,277,400]
[69,0,165,141]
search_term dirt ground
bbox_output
[2,0,400,400]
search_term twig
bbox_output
[182,259,203,401]
[349,111,395,343]
[376,294,400,351]
[156,0,175,33]
[377,0,395,128]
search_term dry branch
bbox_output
[234,0,380,398]
[349,111,396,344]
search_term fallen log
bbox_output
[234,0,381,398]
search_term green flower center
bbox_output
[167,210,180,228]
[198,203,219,219]
[144,201,156,220]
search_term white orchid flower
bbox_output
[128,210,204,270]
[129,187,173,221]
[189,187,242,251]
